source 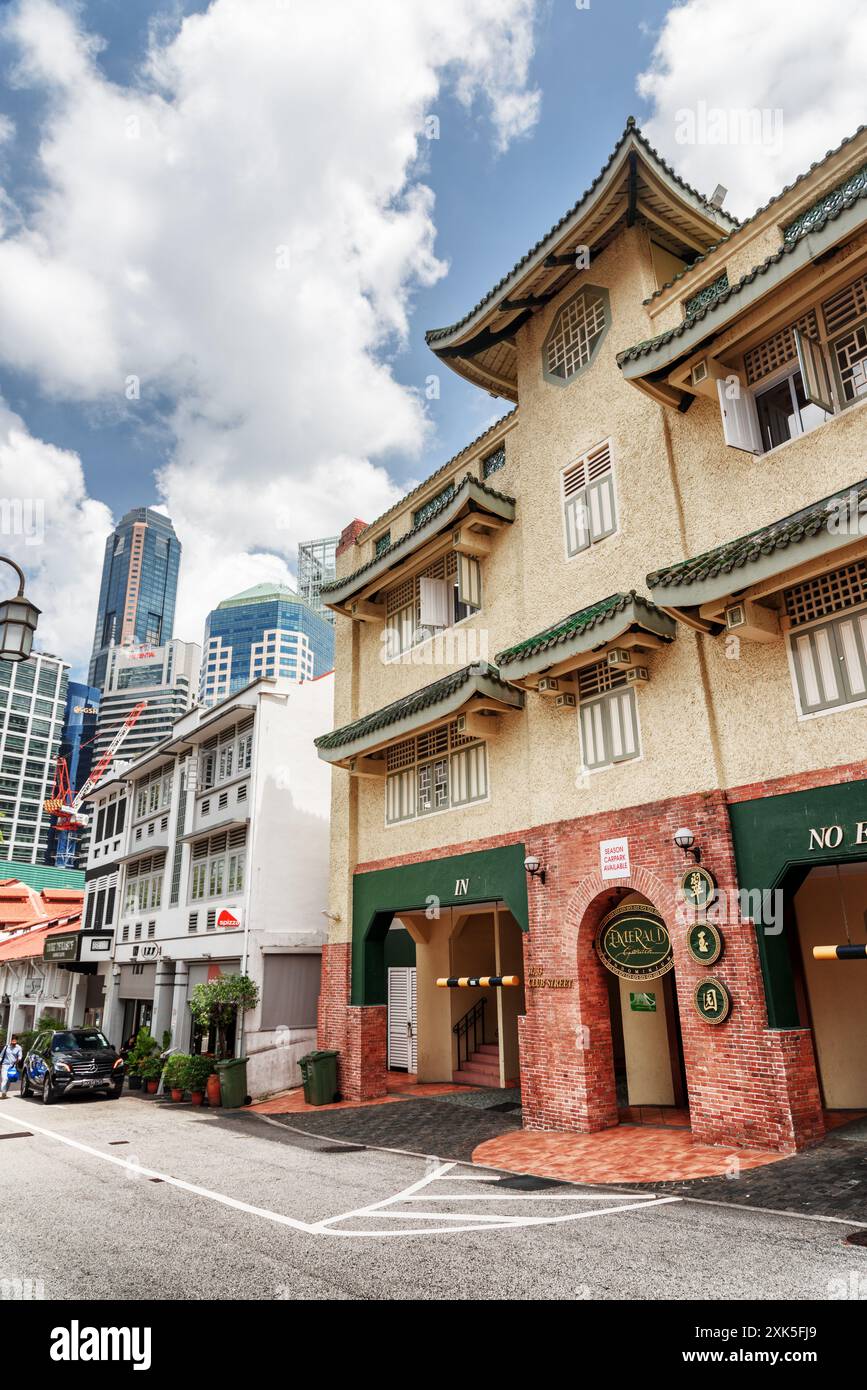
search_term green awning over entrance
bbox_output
[351,843,530,1005]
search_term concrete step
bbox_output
[454,1064,503,1087]
[465,1055,500,1074]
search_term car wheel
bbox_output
[41,1076,55,1105]
[106,1085,122,1100]
[20,1071,31,1099]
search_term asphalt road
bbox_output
[0,1092,864,1302]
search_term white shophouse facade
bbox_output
[87,674,333,1097]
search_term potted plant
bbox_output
[186,1055,212,1106]
[139,1055,163,1094]
[163,1053,188,1102]
[188,974,260,1108]
[124,1026,160,1091]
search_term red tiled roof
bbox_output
[0,881,83,930]
[0,920,81,962]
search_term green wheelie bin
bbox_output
[216,1056,249,1109]
[298,1049,339,1105]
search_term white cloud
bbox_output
[0,0,541,659]
[638,0,867,219]
[0,399,111,673]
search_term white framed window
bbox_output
[577,663,640,771]
[123,855,166,915]
[384,551,481,658]
[562,441,617,558]
[788,575,867,715]
[188,828,247,900]
[385,721,488,825]
[543,286,610,385]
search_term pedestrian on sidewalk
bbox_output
[0,1035,23,1098]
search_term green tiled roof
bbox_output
[642,124,867,306]
[619,174,867,369]
[358,411,516,542]
[314,662,522,754]
[321,474,515,602]
[495,592,675,672]
[426,118,737,348]
[647,478,867,593]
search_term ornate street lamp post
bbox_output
[0,556,40,661]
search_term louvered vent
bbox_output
[822,273,867,335]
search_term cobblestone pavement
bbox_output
[260,1094,522,1162]
[634,1121,867,1223]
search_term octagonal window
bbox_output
[543,285,610,385]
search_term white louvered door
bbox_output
[387,967,417,1072]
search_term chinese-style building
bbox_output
[314,119,867,1152]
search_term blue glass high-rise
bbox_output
[200,583,334,706]
[88,508,181,690]
[46,680,100,869]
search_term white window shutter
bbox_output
[794,329,834,414]
[419,576,450,628]
[457,553,482,609]
[587,473,616,541]
[564,493,590,556]
[579,699,608,770]
[717,377,762,453]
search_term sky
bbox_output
[0,0,864,679]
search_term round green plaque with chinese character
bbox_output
[687,921,722,966]
[596,903,673,981]
[693,976,731,1025]
[680,865,717,913]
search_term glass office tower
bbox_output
[200,584,334,706]
[88,509,182,690]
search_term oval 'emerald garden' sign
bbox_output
[595,903,673,981]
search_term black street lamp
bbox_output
[0,556,40,661]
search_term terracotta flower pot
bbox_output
[206,1072,221,1107]
[146,1079,159,1094]
[171,1087,184,1102]
[190,1090,204,1107]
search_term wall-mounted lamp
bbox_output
[0,556,40,662]
[524,853,546,885]
[673,827,701,863]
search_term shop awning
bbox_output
[647,476,867,626]
[320,474,515,615]
[494,591,676,684]
[314,662,524,767]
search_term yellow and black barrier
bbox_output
[436,975,520,988]
[813,944,867,960]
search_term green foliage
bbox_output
[188,974,259,1059]
[162,1053,190,1091]
[18,1013,65,1058]
[185,1055,214,1093]
[126,1027,160,1076]
[139,1055,163,1082]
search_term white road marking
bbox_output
[0,1104,680,1240]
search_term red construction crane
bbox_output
[44,700,147,830]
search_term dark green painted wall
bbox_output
[729,778,867,1028]
[351,842,528,1005]
[383,927,416,970]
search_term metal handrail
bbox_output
[452,997,487,1069]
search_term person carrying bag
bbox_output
[0,1035,23,1098]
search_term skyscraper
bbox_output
[0,652,68,866]
[92,640,201,764]
[88,508,181,690]
[46,679,101,870]
[200,583,333,707]
[297,536,338,624]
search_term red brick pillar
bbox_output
[317,942,387,1102]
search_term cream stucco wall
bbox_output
[323,177,867,939]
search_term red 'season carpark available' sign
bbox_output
[599,837,630,880]
[216,908,241,929]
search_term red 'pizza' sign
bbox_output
[216,909,240,929]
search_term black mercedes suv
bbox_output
[21,1029,124,1104]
